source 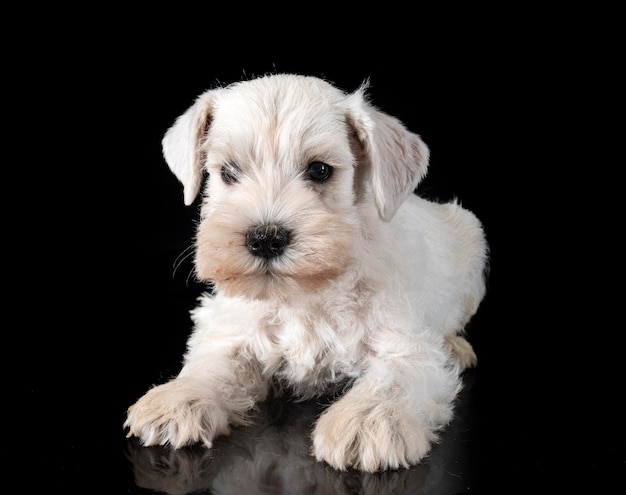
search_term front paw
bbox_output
[312,396,436,472]
[124,378,231,449]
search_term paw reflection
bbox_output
[127,389,475,495]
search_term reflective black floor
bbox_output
[20,34,625,493]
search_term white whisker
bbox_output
[173,244,195,283]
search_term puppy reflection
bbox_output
[127,387,476,495]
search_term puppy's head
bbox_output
[162,74,429,300]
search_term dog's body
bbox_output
[125,74,489,472]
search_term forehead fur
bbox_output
[203,75,355,171]
[220,74,349,115]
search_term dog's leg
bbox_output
[312,337,461,472]
[445,335,477,370]
[124,341,267,449]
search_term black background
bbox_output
[15,12,624,493]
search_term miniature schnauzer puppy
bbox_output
[124,73,489,472]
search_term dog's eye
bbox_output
[306,161,333,182]
[221,162,240,185]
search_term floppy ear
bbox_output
[162,91,217,205]
[345,85,430,221]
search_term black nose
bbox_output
[246,225,290,258]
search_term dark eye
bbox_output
[306,161,333,182]
[221,162,240,184]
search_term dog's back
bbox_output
[392,194,488,340]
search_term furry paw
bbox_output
[445,335,477,370]
[311,396,436,472]
[124,378,232,449]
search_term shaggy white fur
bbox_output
[124,73,489,472]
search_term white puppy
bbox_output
[124,73,489,472]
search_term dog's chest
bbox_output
[260,304,366,393]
